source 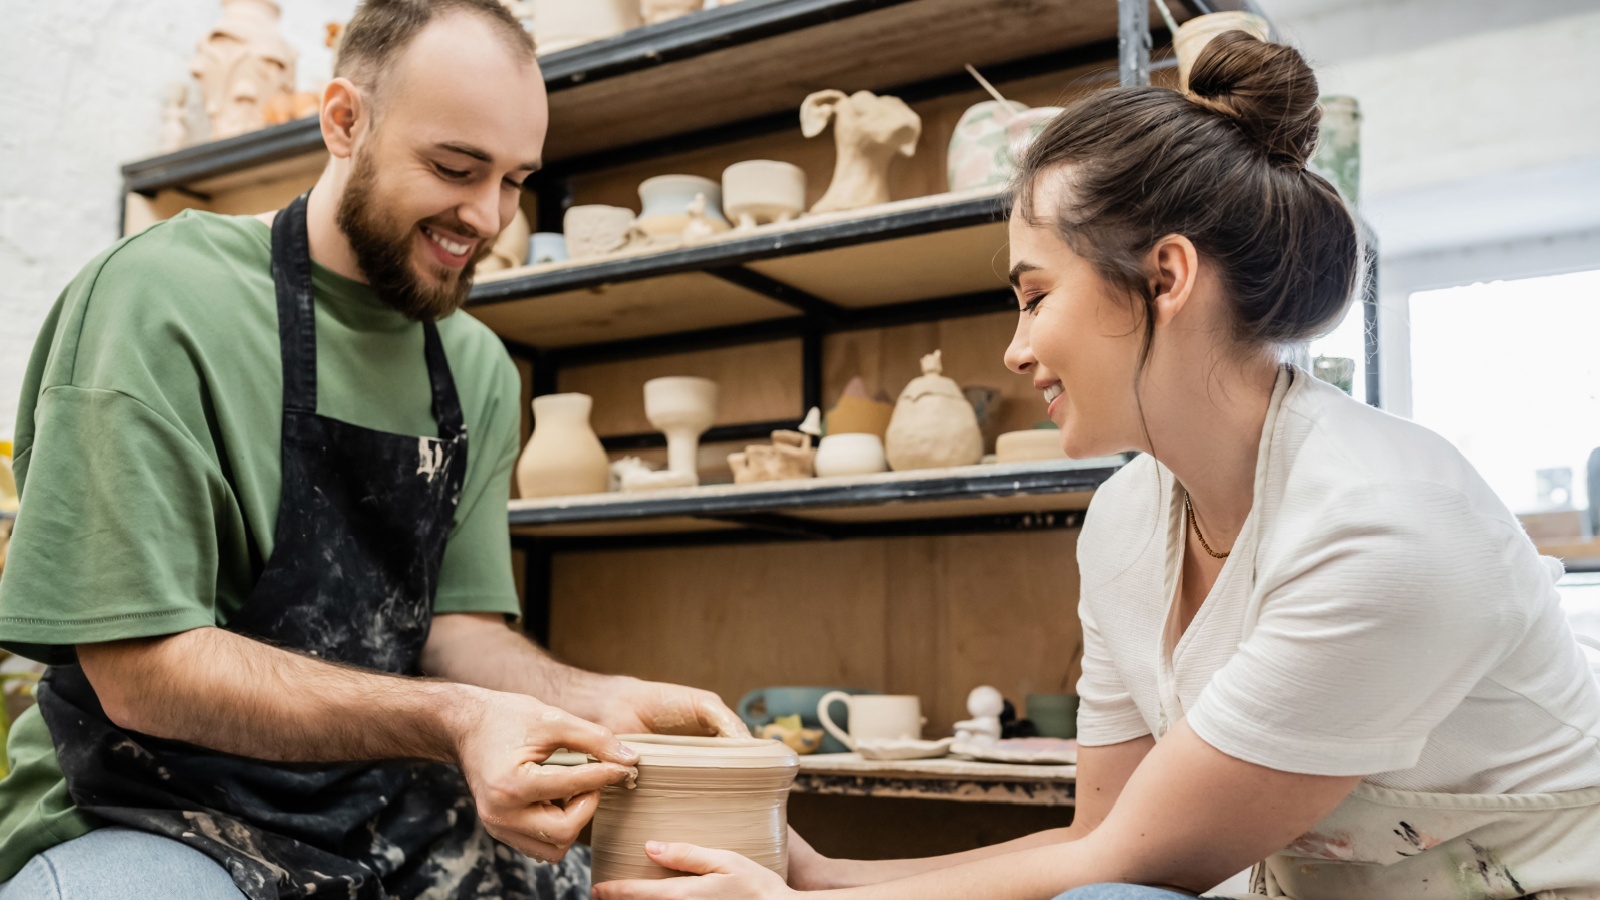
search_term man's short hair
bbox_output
[335,0,536,103]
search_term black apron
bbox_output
[35,194,588,900]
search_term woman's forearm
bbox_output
[818,827,1081,888]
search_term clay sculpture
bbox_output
[191,0,298,141]
[516,394,610,498]
[159,83,191,153]
[723,161,807,230]
[728,431,815,485]
[610,457,697,493]
[644,376,719,486]
[476,209,532,273]
[885,351,984,471]
[590,736,799,884]
[801,90,922,214]
[641,0,705,25]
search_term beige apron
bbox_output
[1157,368,1600,900]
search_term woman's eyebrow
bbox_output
[1009,262,1040,288]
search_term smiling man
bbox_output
[0,2,745,899]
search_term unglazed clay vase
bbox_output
[802,89,922,214]
[813,433,887,478]
[564,205,637,260]
[885,351,984,471]
[590,736,799,884]
[191,0,298,141]
[644,376,719,484]
[637,175,730,240]
[723,161,807,231]
[516,394,610,498]
[533,0,642,55]
[477,209,532,273]
[1173,11,1270,91]
[947,100,1027,191]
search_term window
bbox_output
[1308,298,1371,406]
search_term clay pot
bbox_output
[533,0,642,55]
[590,735,799,884]
[814,434,887,478]
[884,351,984,471]
[191,0,298,141]
[722,161,807,231]
[644,376,719,482]
[995,429,1067,464]
[636,175,730,240]
[564,205,637,260]
[1173,12,1270,91]
[947,100,1028,192]
[516,394,610,498]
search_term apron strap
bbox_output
[422,321,465,437]
[270,193,318,415]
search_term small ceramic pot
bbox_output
[1173,11,1270,91]
[814,433,887,478]
[564,205,636,260]
[529,232,568,265]
[947,100,1028,192]
[722,161,806,230]
[636,175,730,239]
[534,0,642,55]
[995,429,1066,464]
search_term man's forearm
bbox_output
[421,612,618,722]
[81,626,481,764]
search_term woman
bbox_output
[593,32,1600,900]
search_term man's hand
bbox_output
[589,676,749,739]
[451,690,639,863]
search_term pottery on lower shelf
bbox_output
[995,428,1067,464]
[611,457,698,493]
[564,204,637,260]
[636,175,730,241]
[729,430,815,485]
[825,378,894,439]
[516,393,610,498]
[885,351,984,471]
[645,376,719,485]
[802,89,922,214]
[723,160,807,231]
[529,232,568,265]
[813,433,887,478]
[1173,11,1271,91]
[477,209,532,273]
[533,0,642,55]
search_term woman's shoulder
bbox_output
[1078,454,1169,585]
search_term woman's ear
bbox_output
[1147,234,1200,328]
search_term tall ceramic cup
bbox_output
[817,693,923,750]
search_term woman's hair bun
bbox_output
[1186,30,1321,170]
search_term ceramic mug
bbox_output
[738,686,875,754]
[818,692,924,751]
[1026,693,1080,740]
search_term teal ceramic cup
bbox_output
[738,686,876,754]
[1026,693,1080,740]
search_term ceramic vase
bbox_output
[947,100,1028,192]
[723,161,807,230]
[533,0,642,55]
[643,376,719,482]
[884,351,984,471]
[1173,11,1270,91]
[813,434,887,478]
[191,0,298,141]
[516,394,611,498]
[636,175,730,240]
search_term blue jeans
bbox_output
[1054,888,1205,899]
[0,827,244,899]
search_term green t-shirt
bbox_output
[0,210,525,880]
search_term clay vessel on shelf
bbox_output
[813,433,887,478]
[191,0,298,141]
[722,161,807,231]
[644,376,719,485]
[1310,96,1361,207]
[160,83,191,153]
[564,205,638,260]
[533,0,642,55]
[477,209,532,273]
[637,175,730,241]
[885,351,983,471]
[1173,12,1271,91]
[516,394,610,498]
[947,100,1028,192]
[995,428,1067,464]
[825,377,893,439]
[529,232,568,265]
[641,0,704,25]
[801,89,922,214]
[729,430,815,485]
[590,735,798,884]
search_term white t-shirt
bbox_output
[1076,367,1600,794]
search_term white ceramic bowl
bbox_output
[814,433,888,478]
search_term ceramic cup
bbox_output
[1026,693,1080,740]
[636,174,731,239]
[738,686,876,754]
[818,693,924,751]
[564,205,637,259]
[813,433,887,478]
[529,232,568,265]
[723,160,807,230]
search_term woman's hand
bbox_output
[591,842,795,899]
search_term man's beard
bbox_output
[335,151,487,322]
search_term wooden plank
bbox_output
[560,340,804,436]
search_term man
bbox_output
[0,2,744,897]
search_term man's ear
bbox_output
[320,78,365,160]
[1147,234,1199,328]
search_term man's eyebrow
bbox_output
[1009,262,1040,288]
[432,141,542,173]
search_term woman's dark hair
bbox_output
[1012,31,1361,361]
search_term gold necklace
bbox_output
[1184,490,1230,559]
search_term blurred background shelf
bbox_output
[793,753,1077,807]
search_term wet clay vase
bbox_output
[191,0,298,141]
[590,736,799,884]
[636,175,730,241]
[1173,11,1270,91]
[885,351,984,471]
[723,161,807,231]
[802,89,922,214]
[533,0,642,55]
[516,393,610,498]
[644,376,719,485]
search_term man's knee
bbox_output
[0,827,243,900]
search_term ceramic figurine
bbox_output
[610,457,698,493]
[564,204,638,259]
[884,351,984,471]
[801,89,922,214]
[641,0,704,25]
[477,209,532,273]
[191,0,298,141]
[723,160,806,231]
[825,377,893,438]
[728,430,816,485]
[952,685,1004,748]
[159,83,191,153]
[644,376,718,486]
[636,175,730,241]
[813,433,887,478]
[1173,11,1270,91]
[681,193,720,244]
[533,0,643,55]
[516,394,610,498]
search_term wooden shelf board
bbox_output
[793,753,1076,806]
[746,222,1009,310]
